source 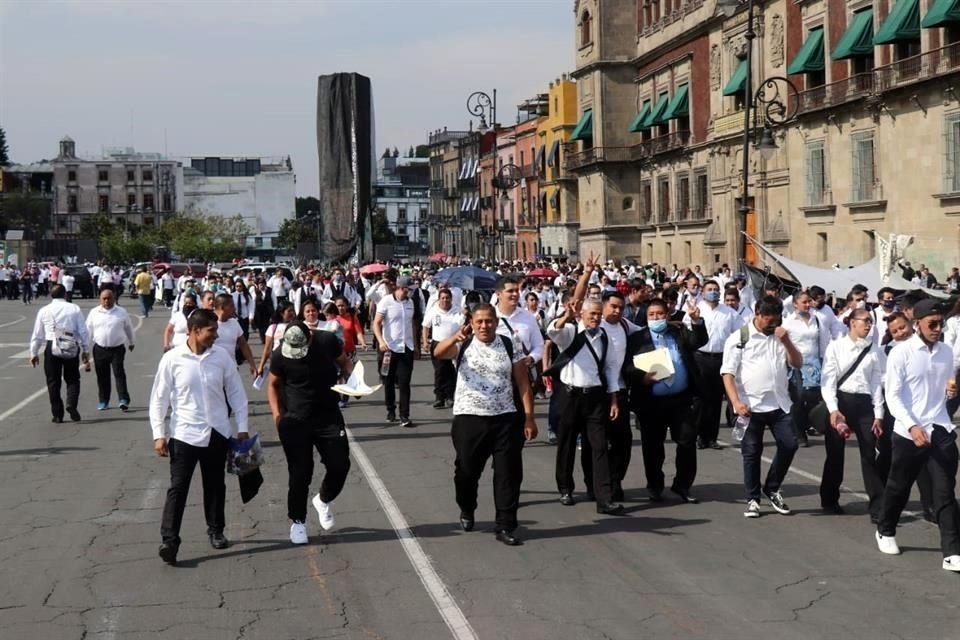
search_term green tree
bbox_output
[0,126,9,165]
[158,212,251,261]
[371,210,394,245]
[275,217,315,250]
[0,192,51,239]
[415,145,430,158]
[79,213,117,241]
[295,196,321,218]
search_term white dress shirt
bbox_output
[601,318,637,390]
[377,294,415,353]
[29,298,91,357]
[738,286,756,313]
[422,305,463,342]
[814,305,844,340]
[730,303,754,324]
[61,273,75,293]
[85,304,134,349]
[720,321,792,413]
[684,301,743,353]
[168,313,189,348]
[547,320,622,394]
[884,334,954,438]
[821,337,886,419]
[782,312,830,362]
[495,306,545,362]
[232,292,255,321]
[322,281,361,307]
[149,344,249,445]
[944,316,960,369]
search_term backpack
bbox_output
[49,316,80,359]
[456,334,523,416]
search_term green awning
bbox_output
[722,59,748,96]
[629,100,652,132]
[787,27,825,74]
[832,9,874,60]
[875,0,920,44]
[662,84,689,120]
[570,109,593,141]
[645,93,671,127]
[922,0,960,28]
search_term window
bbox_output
[98,169,109,182]
[864,230,876,258]
[580,9,592,46]
[98,195,109,213]
[68,194,78,213]
[851,132,877,202]
[817,232,828,263]
[657,176,671,223]
[684,241,692,266]
[58,218,67,229]
[665,241,672,265]
[143,193,155,211]
[127,193,137,208]
[142,169,154,182]
[398,207,407,223]
[254,237,263,248]
[68,169,77,182]
[143,216,154,227]
[944,114,960,193]
[676,173,690,220]
[641,179,652,223]
[162,194,173,211]
[804,141,829,205]
[127,168,135,182]
[693,171,709,219]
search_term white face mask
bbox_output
[854,300,866,310]
[853,337,870,350]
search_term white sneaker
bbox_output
[942,555,960,572]
[875,530,901,555]
[312,494,336,531]
[289,521,308,545]
[744,499,761,518]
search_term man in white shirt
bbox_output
[733,274,756,313]
[876,300,960,571]
[161,269,175,308]
[86,289,135,412]
[809,285,844,339]
[267,268,291,308]
[676,274,702,312]
[29,284,91,423]
[686,279,743,450]
[600,291,639,502]
[213,293,257,376]
[373,275,417,427]
[150,309,249,565]
[421,288,464,409]
[724,287,753,324]
[61,271,76,303]
[721,296,803,518]
[493,276,545,372]
[321,268,361,308]
[0,264,8,300]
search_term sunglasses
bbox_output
[924,319,943,329]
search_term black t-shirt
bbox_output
[270,330,343,434]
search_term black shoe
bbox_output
[400,418,414,428]
[596,502,625,516]
[67,408,81,422]
[51,416,63,424]
[648,488,664,503]
[709,440,723,450]
[670,488,700,504]
[158,542,178,565]
[495,529,522,546]
[386,412,398,423]
[799,437,810,448]
[611,487,625,502]
[208,532,229,549]
[821,504,845,515]
[923,508,938,524]
[696,440,708,450]
[459,513,474,532]
[432,400,445,409]
[559,493,575,506]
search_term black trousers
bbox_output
[638,391,698,493]
[792,386,823,440]
[820,392,890,517]
[43,341,80,420]
[238,317,250,342]
[693,352,724,444]
[383,348,414,419]
[160,430,230,545]
[555,386,613,503]
[278,418,350,522]
[452,413,524,531]
[878,427,960,557]
[93,344,128,405]
[608,390,633,492]
[430,341,456,402]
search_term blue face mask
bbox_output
[649,319,668,333]
[703,291,720,303]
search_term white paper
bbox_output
[252,374,265,391]
[632,347,675,381]
[332,361,383,397]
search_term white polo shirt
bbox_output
[377,293,415,353]
[422,305,463,342]
[214,317,244,352]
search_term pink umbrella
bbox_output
[359,263,389,275]
[526,267,559,278]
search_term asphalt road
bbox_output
[0,296,957,640]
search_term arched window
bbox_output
[580,10,593,46]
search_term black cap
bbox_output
[913,298,944,320]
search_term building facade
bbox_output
[428,129,470,256]
[496,123,520,260]
[537,75,581,260]
[374,154,431,260]
[570,0,960,273]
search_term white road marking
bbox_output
[0,316,27,329]
[0,389,47,424]
[0,343,28,348]
[345,427,478,640]
[9,349,31,359]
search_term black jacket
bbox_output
[622,321,708,412]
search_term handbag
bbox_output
[807,345,872,435]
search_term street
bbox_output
[0,299,956,640]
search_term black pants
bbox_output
[638,391,698,493]
[93,344,129,405]
[430,342,456,402]
[278,418,350,522]
[693,352,724,445]
[820,392,890,517]
[608,390,633,493]
[452,413,524,531]
[160,430,230,545]
[163,288,174,307]
[792,386,823,441]
[238,317,250,342]
[878,427,960,557]
[43,342,80,420]
[383,348,414,419]
[555,386,613,503]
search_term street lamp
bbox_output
[721,0,799,266]
[467,90,496,134]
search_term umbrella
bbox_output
[433,265,499,290]
[526,267,559,278]
[428,252,448,262]
[359,263,389,275]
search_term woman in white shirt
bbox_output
[257,302,296,376]
[782,291,831,447]
[819,308,888,521]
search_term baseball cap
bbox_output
[396,276,413,288]
[281,322,311,360]
[913,299,945,320]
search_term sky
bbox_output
[0,0,575,196]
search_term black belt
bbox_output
[565,384,604,395]
[697,351,724,358]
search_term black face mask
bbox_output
[182,304,197,317]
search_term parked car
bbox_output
[64,266,95,299]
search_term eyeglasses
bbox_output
[925,320,943,329]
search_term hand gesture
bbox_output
[455,324,472,342]
[686,299,700,321]
[584,251,601,272]
[773,326,788,341]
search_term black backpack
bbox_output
[456,334,523,417]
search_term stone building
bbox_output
[374,153,430,260]
[428,128,470,256]
[537,75,581,261]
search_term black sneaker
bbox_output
[432,400,444,409]
[400,418,414,428]
[158,541,178,565]
[209,532,229,549]
[387,412,398,423]
[763,490,791,515]
[67,408,81,422]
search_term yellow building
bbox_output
[537,74,581,260]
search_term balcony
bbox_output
[689,205,710,221]
[521,164,537,179]
[445,188,458,199]
[798,73,874,114]
[874,42,960,92]
[636,130,691,157]
[565,145,635,172]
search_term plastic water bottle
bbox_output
[732,415,749,442]
[379,350,392,377]
[836,421,852,440]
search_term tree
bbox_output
[392,147,399,158]
[371,210,394,245]
[295,196,321,218]
[79,213,117,242]
[275,217,315,250]
[415,144,430,158]
[0,126,8,166]
[157,212,251,261]
[407,146,415,158]
[0,192,51,239]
